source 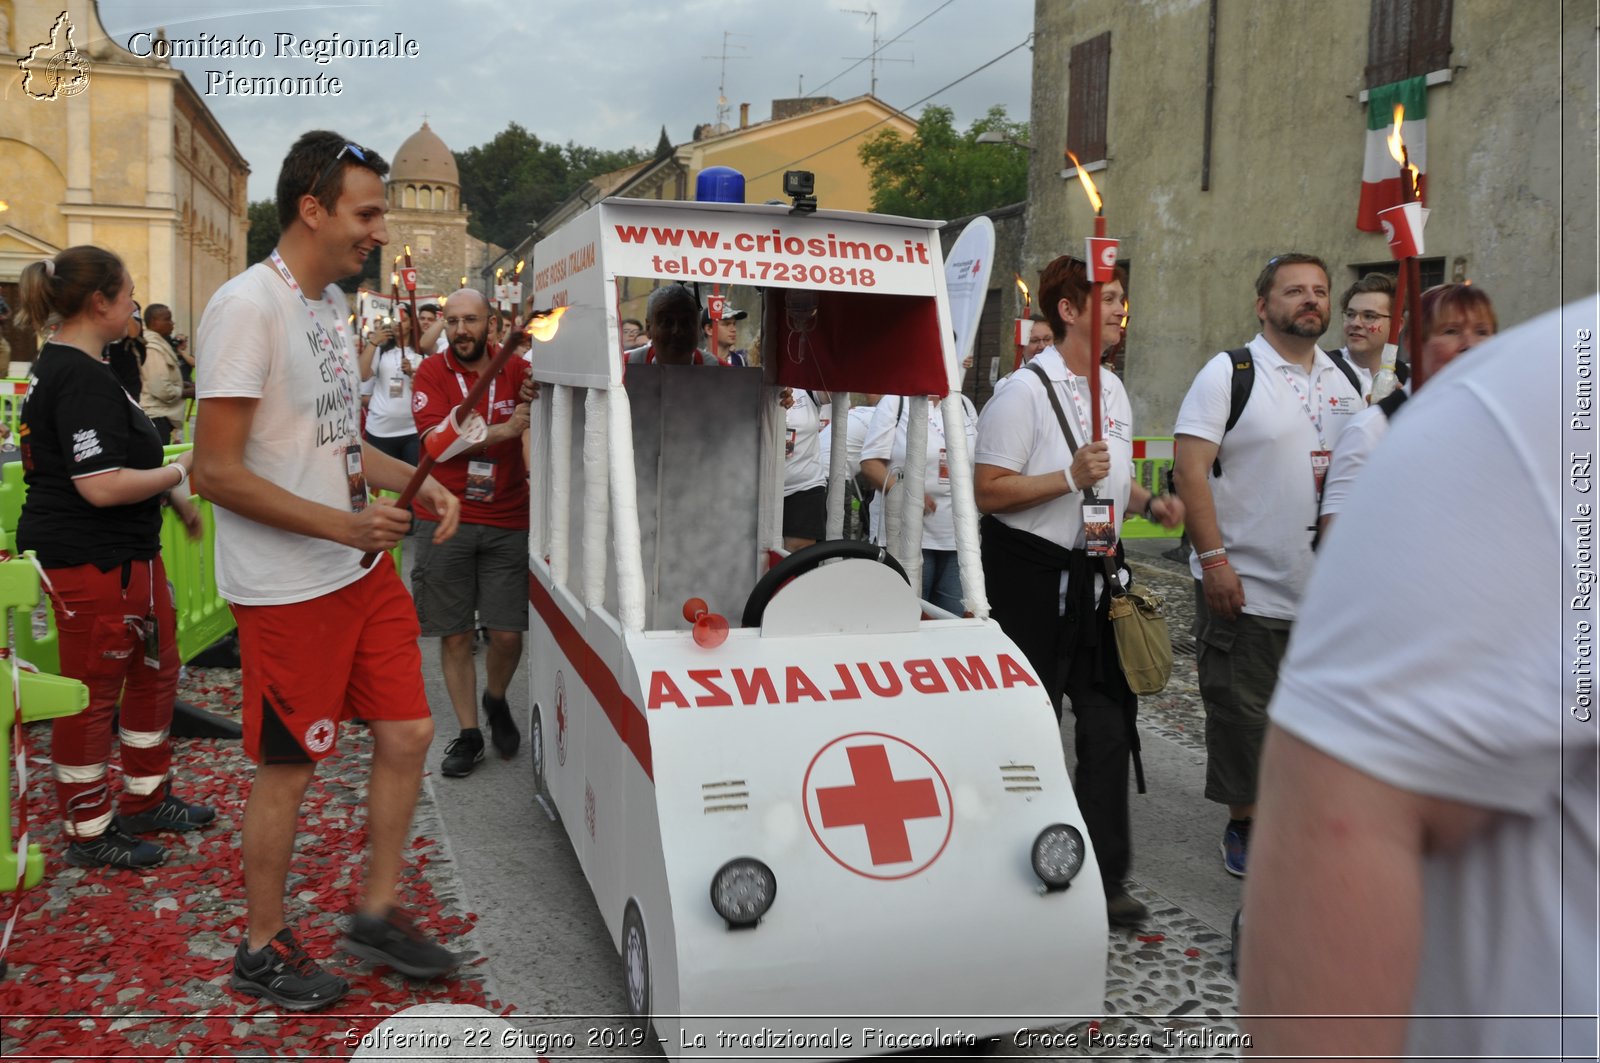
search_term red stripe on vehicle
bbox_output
[529,571,653,780]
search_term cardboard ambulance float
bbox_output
[524,198,1107,1059]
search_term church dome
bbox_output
[390,121,459,186]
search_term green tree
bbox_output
[454,123,647,250]
[858,105,1030,220]
[245,199,279,266]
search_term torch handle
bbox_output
[1088,282,1103,442]
[358,339,521,567]
[1404,256,1425,389]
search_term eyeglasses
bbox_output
[443,315,484,330]
[307,142,374,199]
[1341,310,1391,325]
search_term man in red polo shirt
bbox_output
[410,288,531,777]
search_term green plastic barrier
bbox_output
[0,559,88,890]
[1122,436,1184,540]
[0,377,25,447]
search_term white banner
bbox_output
[943,216,994,366]
[599,202,942,297]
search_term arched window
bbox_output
[403,184,416,208]
[421,186,434,210]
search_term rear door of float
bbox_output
[524,199,1107,1060]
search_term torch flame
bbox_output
[514,259,525,276]
[1014,274,1031,305]
[495,267,504,282]
[0,201,9,212]
[404,244,412,258]
[524,305,568,343]
[460,275,468,288]
[1385,103,1420,194]
[1065,149,1103,214]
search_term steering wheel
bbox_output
[741,539,909,628]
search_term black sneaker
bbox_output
[117,790,217,834]
[440,730,485,777]
[343,907,461,979]
[64,824,167,869]
[1106,889,1150,928]
[230,927,350,1011]
[483,692,521,759]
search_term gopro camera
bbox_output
[784,170,817,215]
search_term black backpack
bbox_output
[1212,348,1364,477]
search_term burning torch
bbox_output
[1013,274,1032,373]
[1067,150,1116,442]
[1372,103,1429,400]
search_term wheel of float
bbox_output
[622,901,653,1038]
[529,702,547,797]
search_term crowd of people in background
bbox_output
[11,121,1575,1053]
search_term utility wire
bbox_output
[749,33,1034,182]
[804,0,956,99]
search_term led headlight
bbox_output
[710,857,776,928]
[1032,824,1086,890]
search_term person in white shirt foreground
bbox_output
[1241,296,1598,1061]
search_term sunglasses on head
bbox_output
[307,142,374,200]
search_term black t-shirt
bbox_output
[17,342,166,568]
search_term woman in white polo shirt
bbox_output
[358,304,422,466]
[974,255,1182,929]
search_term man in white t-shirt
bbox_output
[193,131,462,1012]
[1241,297,1598,1061]
[859,392,976,614]
[1172,253,1362,878]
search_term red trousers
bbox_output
[50,557,178,840]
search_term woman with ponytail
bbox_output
[15,246,213,870]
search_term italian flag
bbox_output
[1357,76,1428,232]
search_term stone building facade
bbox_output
[0,0,249,359]
[382,121,502,298]
[1024,0,1596,435]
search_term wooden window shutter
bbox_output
[1067,32,1111,163]
[1410,0,1453,77]
[1366,0,1411,87]
[1367,0,1453,87]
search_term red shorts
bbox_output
[232,555,430,764]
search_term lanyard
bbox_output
[451,366,497,422]
[1276,363,1327,448]
[268,250,357,439]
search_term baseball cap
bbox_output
[702,307,748,326]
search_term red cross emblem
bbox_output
[554,672,568,766]
[803,732,953,880]
[304,718,336,755]
[1329,395,1340,407]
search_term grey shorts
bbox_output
[411,520,530,637]
[1192,581,1293,806]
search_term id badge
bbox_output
[1083,499,1117,557]
[388,374,403,398]
[345,443,368,512]
[466,459,496,503]
[143,613,160,669]
[938,447,949,484]
[785,429,796,457]
[1310,449,1332,499]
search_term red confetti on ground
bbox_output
[1137,934,1165,943]
[1184,947,1200,957]
[0,667,510,1060]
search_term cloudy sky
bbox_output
[96,0,1036,203]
